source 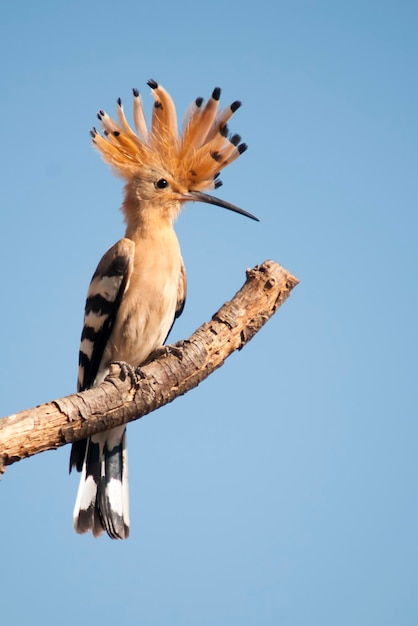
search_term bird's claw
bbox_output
[144,342,184,364]
[111,361,144,389]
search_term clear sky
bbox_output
[1,1,417,624]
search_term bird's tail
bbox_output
[73,426,130,539]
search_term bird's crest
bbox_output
[91,80,247,192]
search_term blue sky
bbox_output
[1,1,417,624]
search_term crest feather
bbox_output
[132,89,149,139]
[91,80,247,192]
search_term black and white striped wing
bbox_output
[70,237,135,472]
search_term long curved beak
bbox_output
[185,191,259,222]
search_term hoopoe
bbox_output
[70,79,258,539]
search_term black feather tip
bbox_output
[147,79,158,90]
[230,100,241,113]
[219,124,229,137]
[212,87,221,101]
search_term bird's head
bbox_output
[91,80,258,226]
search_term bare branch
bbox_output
[0,260,298,474]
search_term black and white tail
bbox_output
[73,425,130,539]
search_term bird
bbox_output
[70,79,258,539]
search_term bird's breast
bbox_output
[103,229,182,368]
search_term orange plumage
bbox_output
[91,80,248,194]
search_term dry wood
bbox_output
[0,260,298,474]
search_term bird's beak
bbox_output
[185,191,259,222]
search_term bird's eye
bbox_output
[156,178,169,189]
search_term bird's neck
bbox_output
[122,195,175,242]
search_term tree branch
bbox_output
[0,260,298,474]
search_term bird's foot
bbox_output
[144,342,185,364]
[110,361,145,389]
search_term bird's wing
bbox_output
[70,237,135,471]
[175,256,187,320]
[77,238,135,391]
[164,256,187,345]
